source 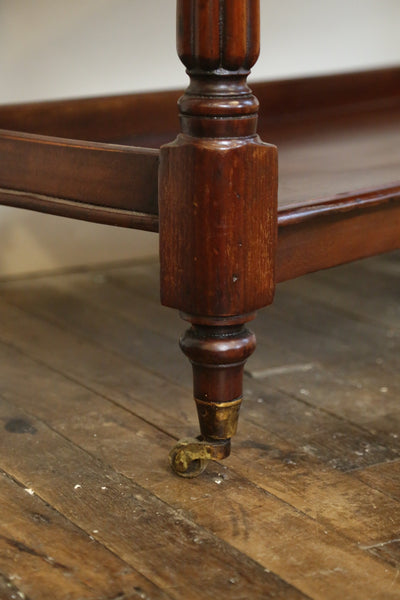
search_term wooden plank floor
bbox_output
[0,250,399,600]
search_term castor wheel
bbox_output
[169,438,211,478]
[169,437,231,478]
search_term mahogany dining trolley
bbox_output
[0,1,399,477]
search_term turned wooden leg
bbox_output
[159,1,278,477]
[169,321,255,477]
[182,323,255,442]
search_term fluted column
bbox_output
[176,0,261,137]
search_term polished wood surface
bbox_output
[158,0,278,471]
[0,89,180,143]
[1,68,400,210]
[0,187,159,232]
[273,102,400,208]
[1,69,399,271]
[160,138,277,316]
[2,67,399,144]
[0,130,159,226]
[277,193,400,282]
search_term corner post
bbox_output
[159,0,278,476]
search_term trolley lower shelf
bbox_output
[1,66,399,281]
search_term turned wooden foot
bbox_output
[169,322,256,477]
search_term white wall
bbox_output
[1,0,399,277]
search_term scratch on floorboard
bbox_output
[246,363,315,379]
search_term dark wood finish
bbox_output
[0,89,181,143]
[180,325,256,441]
[1,70,399,272]
[0,187,158,232]
[277,189,400,282]
[0,130,159,229]
[0,2,399,475]
[159,138,277,316]
[1,67,399,141]
[161,0,277,317]
[159,0,277,470]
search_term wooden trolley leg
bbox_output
[159,0,278,476]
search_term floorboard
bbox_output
[0,251,399,599]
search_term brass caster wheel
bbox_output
[169,438,211,478]
[169,437,232,478]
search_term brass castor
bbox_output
[169,437,231,478]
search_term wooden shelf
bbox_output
[1,67,399,281]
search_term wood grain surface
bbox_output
[0,252,399,598]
